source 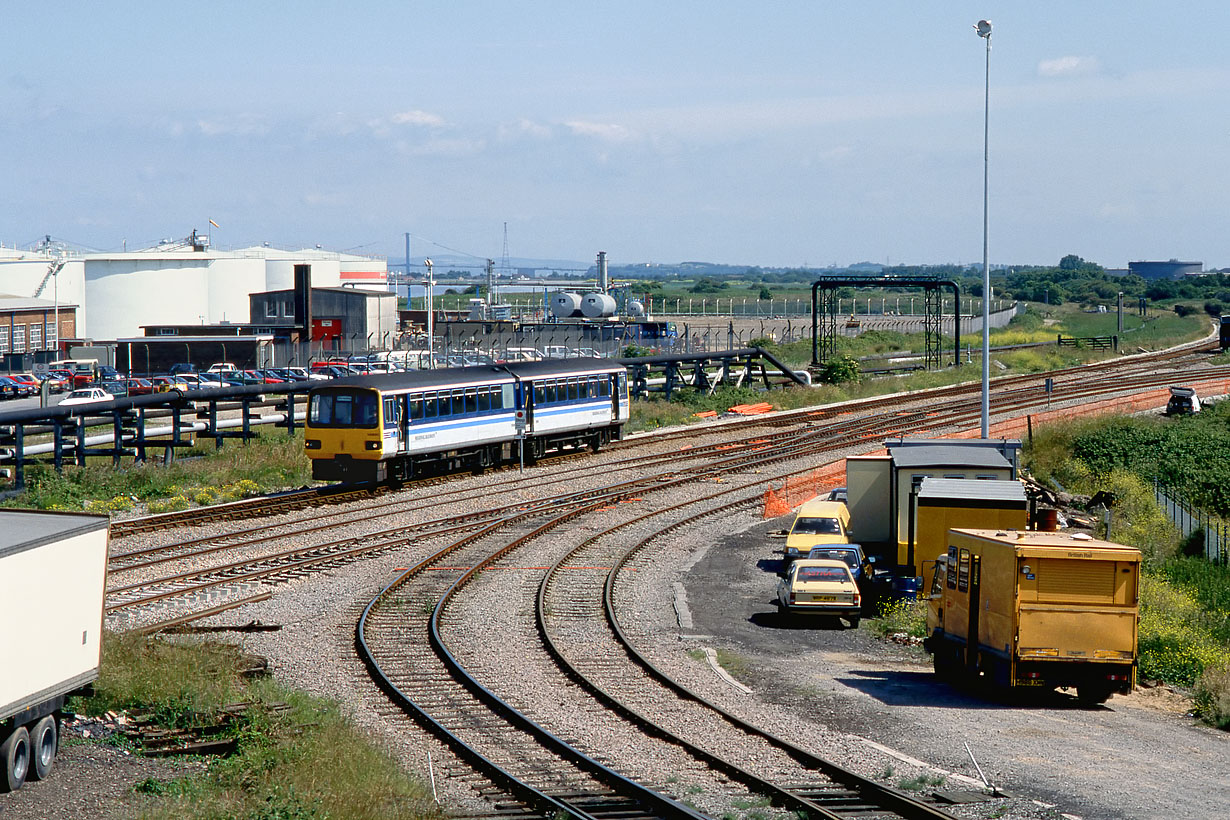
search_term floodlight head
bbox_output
[975,19,992,38]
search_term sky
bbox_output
[3,2,1229,270]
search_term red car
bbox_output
[125,377,155,396]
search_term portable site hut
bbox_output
[910,477,1028,577]
[846,438,1020,573]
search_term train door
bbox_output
[383,396,403,454]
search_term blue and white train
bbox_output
[304,358,630,483]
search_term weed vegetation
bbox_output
[74,632,439,820]
[1,432,313,513]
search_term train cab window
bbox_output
[309,390,378,428]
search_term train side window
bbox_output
[957,548,971,593]
[534,383,546,405]
[568,379,579,401]
[424,392,438,419]
[463,388,478,415]
[451,389,465,415]
[476,387,491,413]
[946,546,958,589]
[408,394,423,421]
[599,376,611,397]
[975,474,998,480]
[500,383,513,410]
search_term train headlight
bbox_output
[305,439,321,449]
[365,440,382,450]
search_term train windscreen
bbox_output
[309,389,379,427]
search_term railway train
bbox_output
[304,357,630,483]
[1221,315,1230,350]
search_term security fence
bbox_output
[1154,481,1228,564]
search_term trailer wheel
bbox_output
[0,726,30,793]
[28,716,57,781]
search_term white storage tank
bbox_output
[581,292,617,318]
[551,291,584,318]
[627,299,645,317]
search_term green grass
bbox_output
[2,431,314,513]
[73,633,439,820]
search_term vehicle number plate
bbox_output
[816,595,837,602]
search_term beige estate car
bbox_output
[776,558,862,627]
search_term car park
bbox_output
[8,373,41,391]
[59,387,115,406]
[39,372,70,393]
[99,380,129,398]
[776,558,862,627]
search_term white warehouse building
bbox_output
[0,241,387,341]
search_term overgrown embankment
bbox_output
[1026,405,1230,728]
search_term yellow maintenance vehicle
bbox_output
[924,528,1141,705]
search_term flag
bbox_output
[209,219,220,228]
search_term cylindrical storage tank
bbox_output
[626,299,645,317]
[581,292,617,318]
[551,291,584,318]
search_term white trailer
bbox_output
[1,511,109,792]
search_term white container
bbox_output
[581,293,617,318]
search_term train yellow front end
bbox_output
[304,385,395,483]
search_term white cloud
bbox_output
[391,109,445,127]
[1038,56,1102,78]
[564,120,633,141]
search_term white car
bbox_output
[59,387,115,407]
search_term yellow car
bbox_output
[776,558,862,627]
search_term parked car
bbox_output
[8,372,41,391]
[59,387,115,407]
[776,558,862,627]
[124,377,155,396]
[169,363,198,376]
[99,380,129,398]
[805,544,875,585]
[782,499,852,562]
[1165,386,1201,416]
[0,375,34,399]
[824,486,848,504]
[39,372,71,393]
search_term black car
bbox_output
[0,375,34,399]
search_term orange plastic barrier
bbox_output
[728,402,773,415]
[692,410,719,418]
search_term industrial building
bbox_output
[1128,260,1203,280]
[0,296,79,371]
[0,236,388,342]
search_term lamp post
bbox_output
[975,18,992,439]
[424,258,435,368]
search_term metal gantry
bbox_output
[810,276,962,370]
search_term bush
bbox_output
[873,598,927,639]
[817,356,860,385]
[1194,662,1230,729]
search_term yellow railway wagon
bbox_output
[924,528,1140,705]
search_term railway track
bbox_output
[108,338,1221,536]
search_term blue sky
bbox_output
[4,2,1228,269]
